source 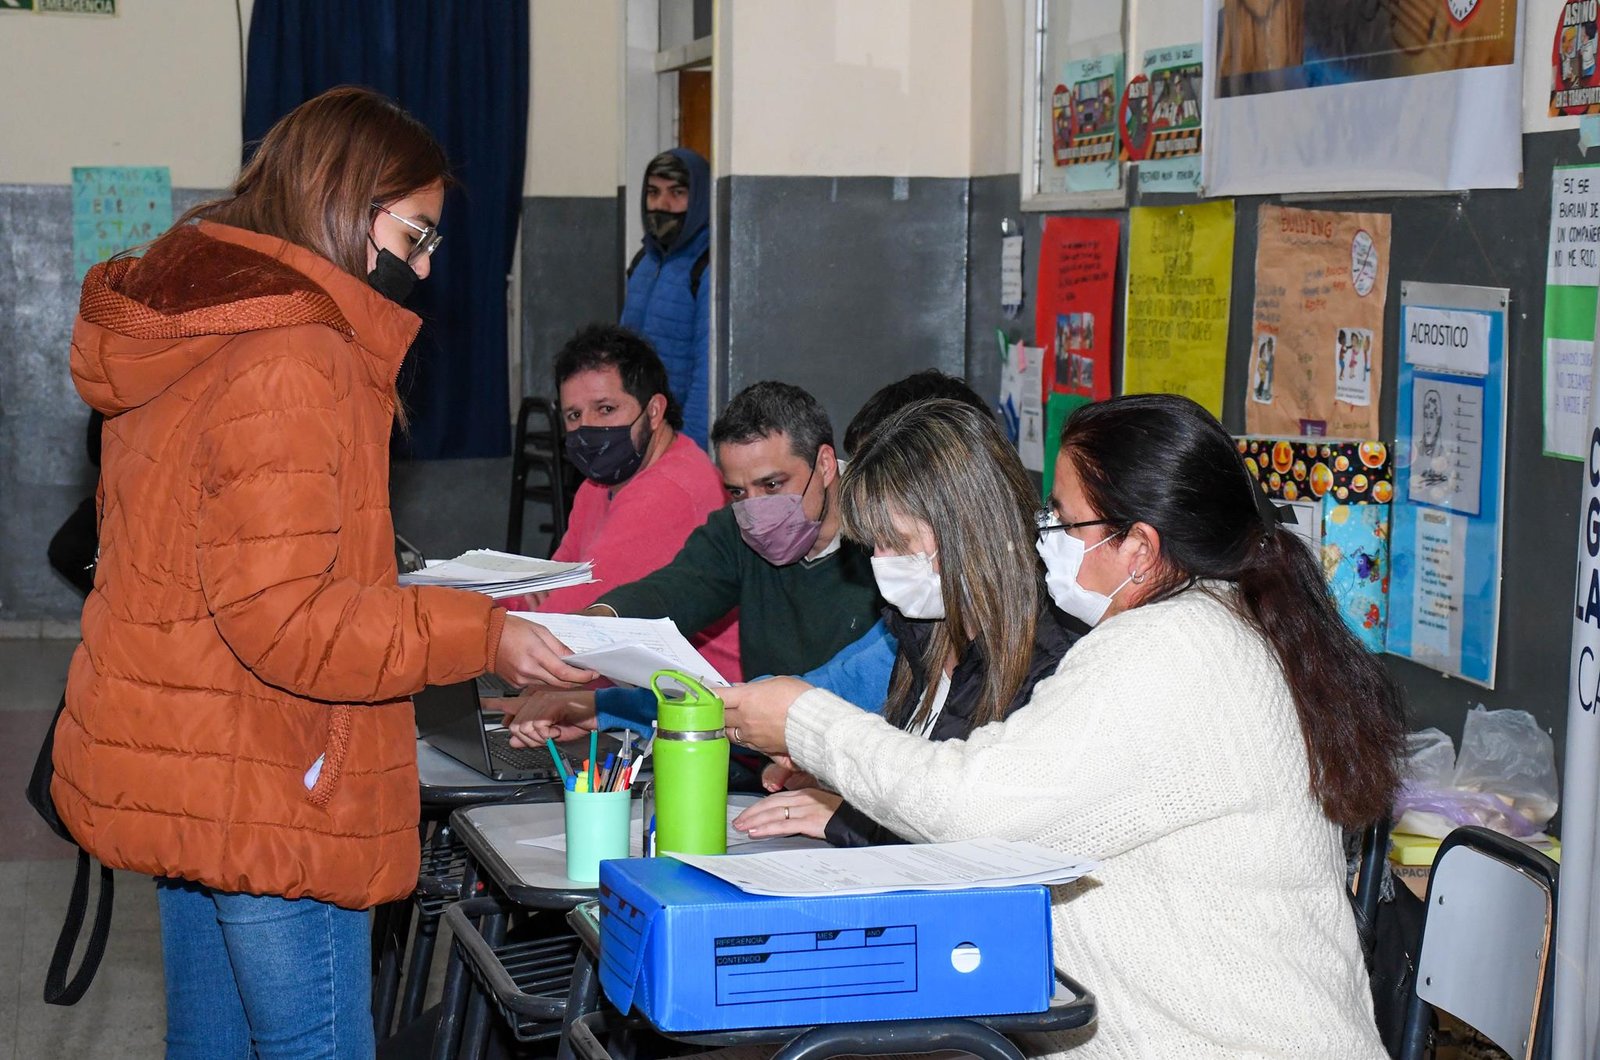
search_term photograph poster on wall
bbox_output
[1202,0,1523,195]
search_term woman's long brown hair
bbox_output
[176,85,450,278]
[841,399,1042,731]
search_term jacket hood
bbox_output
[71,222,419,415]
[640,147,710,258]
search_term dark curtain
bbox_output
[244,0,528,459]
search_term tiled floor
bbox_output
[0,638,168,1060]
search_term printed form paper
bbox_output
[511,612,728,687]
[672,837,1097,897]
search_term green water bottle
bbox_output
[650,669,728,855]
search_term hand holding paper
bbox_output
[511,612,728,689]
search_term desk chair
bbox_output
[1353,816,1391,960]
[507,396,572,555]
[1397,826,1558,1060]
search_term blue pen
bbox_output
[564,775,576,792]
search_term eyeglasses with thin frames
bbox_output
[1035,510,1114,537]
[370,202,443,263]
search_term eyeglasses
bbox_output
[370,202,443,263]
[1035,510,1114,536]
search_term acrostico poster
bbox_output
[1202,0,1524,194]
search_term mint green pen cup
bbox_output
[563,788,632,884]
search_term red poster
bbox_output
[1035,217,1119,401]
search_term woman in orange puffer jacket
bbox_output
[55,87,595,1058]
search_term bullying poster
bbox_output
[1247,205,1390,438]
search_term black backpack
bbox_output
[26,694,114,1005]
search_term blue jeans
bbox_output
[155,878,374,1059]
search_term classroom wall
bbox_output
[711,0,1026,440]
[521,0,626,400]
[0,1,252,188]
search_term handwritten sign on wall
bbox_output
[72,166,172,283]
[1124,201,1235,416]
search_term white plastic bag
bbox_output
[1451,706,1559,831]
[1392,708,1559,839]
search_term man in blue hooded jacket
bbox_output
[621,147,712,447]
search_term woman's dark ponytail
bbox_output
[1235,524,1405,829]
[1061,394,1406,831]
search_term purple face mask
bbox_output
[732,462,827,566]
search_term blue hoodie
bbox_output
[621,147,711,447]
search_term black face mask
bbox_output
[564,411,650,487]
[367,247,418,304]
[645,209,685,245]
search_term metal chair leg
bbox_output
[371,898,411,1038]
[429,859,481,1060]
[556,947,600,1060]
[460,909,509,1060]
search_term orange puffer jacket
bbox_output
[55,221,507,910]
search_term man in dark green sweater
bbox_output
[504,381,883,738]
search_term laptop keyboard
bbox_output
[487,731,557,777]
[477,673,522,698]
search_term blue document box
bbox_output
[597,856,1055,1032]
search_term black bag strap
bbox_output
[624,246,646,280]
[689,248,710,299]
[43,849,114,1005]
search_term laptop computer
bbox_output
[414,679,559,783]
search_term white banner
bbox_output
[1555,302,1600,1058]
[1201,0,1524,195]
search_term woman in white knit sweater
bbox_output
[722,394,1404,1059]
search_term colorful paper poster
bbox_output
[1246,206,1390,438]
[1238,439,1393,506]
[1543,164,1600,459]
[1388,283,1509,687]
[998,339,1046,473]
[1553,0,1600,114]
[1123,43,1203,193]
[1034,217,1118,402]
[1202,0,1522,194]
[1322,498,1391,653]
[1054,54,1123,194]
[72,165,172,283]
[1124,201,1235,417]
[1041,392,1090,503]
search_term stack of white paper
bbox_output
[671,837,1098,897]
[510,612,728,688]
[400,550,595,598]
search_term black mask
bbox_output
[645,209,685,246]
[367,247,418,304]
[564,412,650,486]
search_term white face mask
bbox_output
[870,552,946,620]
[1036,522,1133,627]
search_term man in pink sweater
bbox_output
[508,324,740,680]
